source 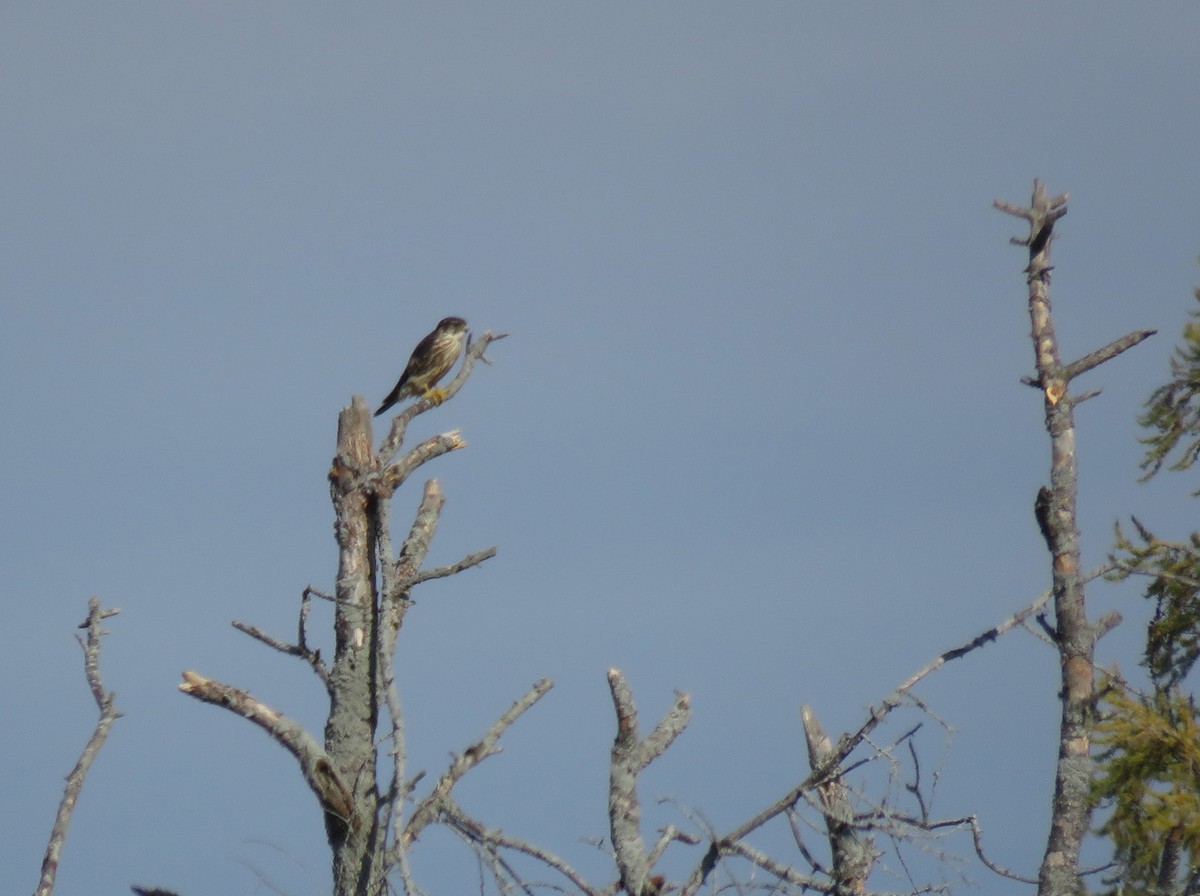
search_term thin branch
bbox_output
[1110,561,1200,591]
[380,431,467,496]
[640,692,692,764]
[378,667,408,862]
[458,831,536,896]
[722,839,831,892]
[35,598,123,896]
[399,678,553,851]
[441,799,602,896]
[411,547,498,585]
[1062,329,1157,383]
[231,619,330,691]
[231,857,292,896]
[375,484,430,870]
[785,807,826,875]
[1070,388,1103,406]
[904,739,928,823]
[376,479,446,861]
[1034,613,1059,644]
[646,825,701,867]
[928,815,1036,884]
[377,330,508,462]
[386,479,446,600]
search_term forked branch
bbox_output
[607,669,691,896]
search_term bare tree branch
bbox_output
[411,547,498,585]
[178,670,353,823]
[304,585,336,603]
[377,330,508,461]
[375,478,447,878]
[722,838,833,892]
[35,598,123,896]
[1061,329,1157,383]
[399,677,554,852]
[381,431,467,495]
[646,824,701,868]
[230,617,331,692]
[898,814,1037,884]
[441,799,603,896]
[385,478,446,602]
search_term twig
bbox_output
[35,598,123,896]
[925,815,1037,884]
[303,585,336,603]
[785,807,826,874]
[721,839,830,891]
[231,619,330,691]
[373,479,445,878]
[411,547,498,585]
[441,799,602,896]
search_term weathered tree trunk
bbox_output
[327,398,384,895]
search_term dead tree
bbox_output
[996,180,1154,896]
[180,327,517,896]
[168,313,987,896]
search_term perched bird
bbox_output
[374,316,469,417]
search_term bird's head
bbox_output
[437,316,468,333]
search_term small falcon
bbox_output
[374,316,469,417]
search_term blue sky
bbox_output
[4,4,1200,894]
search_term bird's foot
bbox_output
[421,387,449,406]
